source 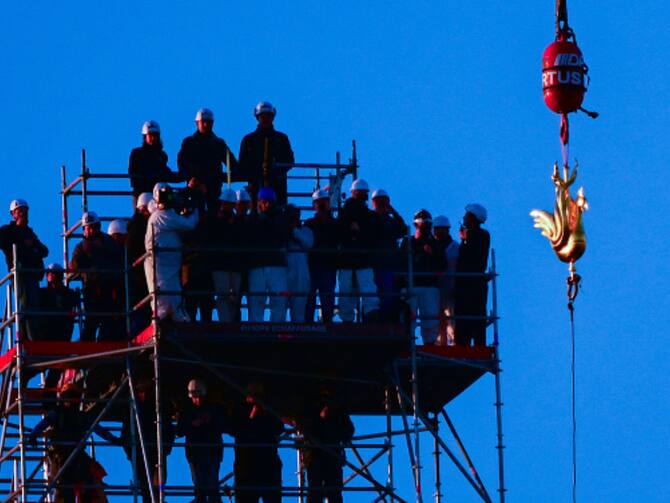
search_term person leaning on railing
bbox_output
[0,199,49,340]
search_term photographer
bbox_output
[144,183,199,322]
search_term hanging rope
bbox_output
[566,262,580,503]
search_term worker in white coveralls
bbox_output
[286,204,313,322]
[144,183,199,322]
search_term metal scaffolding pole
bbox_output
[12,247,27,503]
[490,250,506,502]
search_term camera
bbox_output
[156,185,197,214]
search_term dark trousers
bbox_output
[81,296,125,342]
[305,267,336,322]
[234,454,282,503]
[455,282,488,346]
[373,268,397,321]
[189,457,222,502]
[183,267,214,322]
[128,450,161,503]
[306,453,344,503]
[17,276,40,340]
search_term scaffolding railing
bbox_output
[0,149,505,503]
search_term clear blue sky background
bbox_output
[1,1,669,501]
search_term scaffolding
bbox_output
[0,145,505,502]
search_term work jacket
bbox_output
[0,221,48,280]
[128,143,176,195]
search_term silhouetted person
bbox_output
[236,102,294,205]
[455,204,490,346]
[433,215,459,345]
[0,199,48,340]
[286,205,313,322]
[127,193,154,333]
[178,108,237,215]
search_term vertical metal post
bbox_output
[433,415,442,503]
[350,140,358,179]
[12,245,27,502]
[151,225,165,503]
[490,250,506,502]
[406,229,422,502]
[385,387,394,492]
[60,165,69,278]
[296,434,305,503]
[81,149,88,212]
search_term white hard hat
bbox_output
[141,120,160,135]
[195,108,214,121]
[107,219,128,236]
[371,188,389,200]
[153,182,168,202]
[433,215,451,228]
[82,211,100,227]
[465,203,488,223]
[136,192,153,209]
[254,101,276,117]
[220,188,237,203]
[350,179,369,192]
[312,188,330,201]
[9,199,28,213]
[236,189,251,203]
[46,263,64,273]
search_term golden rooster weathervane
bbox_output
[530,161,588,301]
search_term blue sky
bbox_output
[1,1,669,501]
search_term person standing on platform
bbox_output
[399,209,446,345]
[236,188,253,218]
[455,203,491,346]
[210,189,245,322]
[144,184,199,322]
[246,188,291,322]
[36,263,79,391]
[177,379,231,503]
[231,383,285,503]
[178,108,237,215]
[127,193,154,333]
[433,215,460,345]
[71,211,125,342]
[237,102,295,205]
[121,378,175,503]
[235,189,254,321]
[128,120,177,208]
[305,189,338,322]
[0,199,49,340]
[371,188,407,321]
[336,179,381,322]
[300,387,354,503]
[107,219,128,247]
[286,205,313,322]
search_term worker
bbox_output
[28,382,112,503]
[71,211,125,342]
[181,184,214,323]
[235,189,254,322]
[0,199,49,340]
[399,210,446,345]
[304,189,338,322]
[336,179,381,322]
[177,379,231,503]
[107,219,128,247]
[286,205,313,322]
[231,382,285,503]
[36,263,79,393]
[236,101,295,205]
[210,189,244,322]
[246,188,291,322]
[144,183,199,322]
[371,189,407,321]
[455,204,491,346]
[178,108,237,215]
[120,378,175,503]
[300,386,354,503]
[128,120,177,207]
[127,193,153,333]
[433,216,460,345]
